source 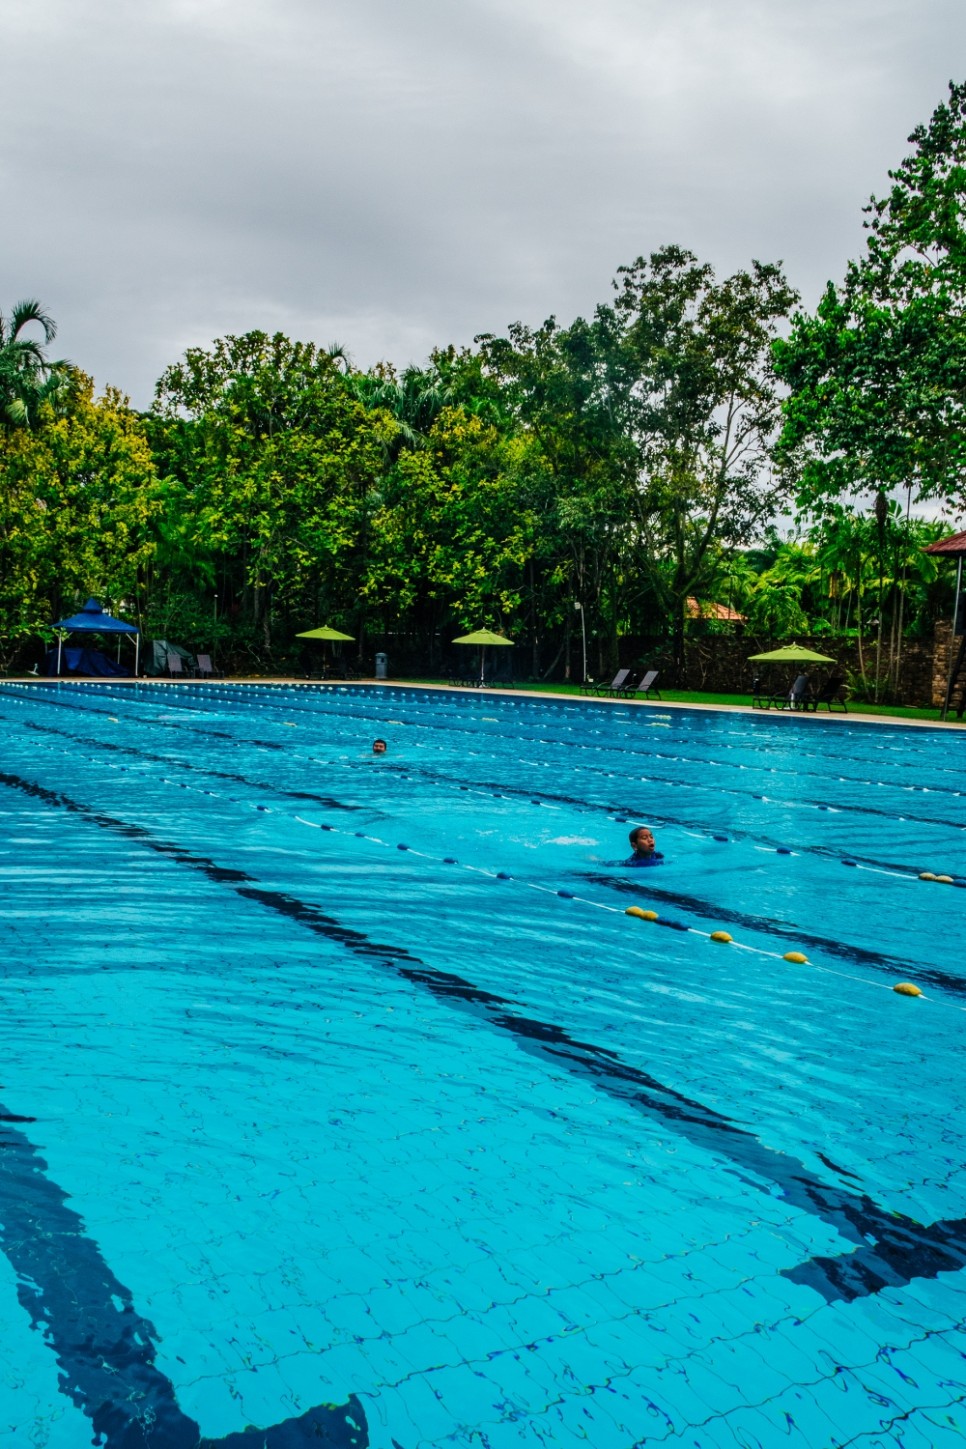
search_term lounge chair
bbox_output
[811,676,849,712]
[166,652,187,679]
[194,654,224,679]
[628,670,661,700]
[751,676,789,710]
[592,669,631,698]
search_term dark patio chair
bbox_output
[751,676,788,710]
[593,669,632,698]
[628,670,661,700]
[812,675,849,712]
[166,652,187,679]
[194,653,224,679]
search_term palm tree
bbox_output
[0,299,66,428]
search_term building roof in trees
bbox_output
[686,597,746,622]
[925,531,966,557]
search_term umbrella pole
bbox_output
[134,635,140,678]
[480,647,485,685]
[56,635,63,678]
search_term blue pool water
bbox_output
[1,680,965,1448]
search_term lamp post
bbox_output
[574,601,588,684]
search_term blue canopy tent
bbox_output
[51,598,140,678]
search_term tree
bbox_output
[478,312,637,676]
[0,374,160,665]
[775,82,966,514]
[615,246,798,668]
[0,299,67,429]
[152,332,398,655]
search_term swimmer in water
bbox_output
[372,739,387,755]
[626,824,664,867]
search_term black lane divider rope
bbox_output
[2,769,965,1311]
[15,682,966,824]
[201,683,966,803]
[5,711,359,815]
[0,1110,367,1446]
[31,676,966,805]
[0,685,293,756]
[12,686,966,858]
[9,706,961,983]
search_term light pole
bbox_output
[574,601,588,684]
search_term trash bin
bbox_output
[375,651,388,680]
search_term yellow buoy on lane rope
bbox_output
[783,951,809,964]
[625,906,658,921]
[710,931,733,943]
[894,982,923,997]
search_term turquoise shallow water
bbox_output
[0,680,965,1448]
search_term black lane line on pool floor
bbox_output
[6,711,360,815]
[0,1110,368,1448]
[10,690,965,871]
[10,707,962,995]
[2,770,965,1311]
[374,757,966,880]
[15,683,966,840]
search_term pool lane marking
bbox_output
[7,713,947,995]
[1,765,960,1310]
[0,1102,368,1447]
[25,677,966,809]
[9,682,965,834]
[290,814,924,994]
[6,701,960,968]
[11,686,965,879]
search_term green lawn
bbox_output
[402,677,950,724]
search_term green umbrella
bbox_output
[747,645,836,664]
[296,624,355,679]
[452,628,513,685]
[296,625,355,641]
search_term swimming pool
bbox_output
[1,680,964,1447]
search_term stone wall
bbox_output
[601,630,941,706]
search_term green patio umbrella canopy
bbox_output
[452,628,513,684]
[452,629,513,646]
[296,625,355,641]
[747,645,836,664]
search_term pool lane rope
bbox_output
[286,810,929,1002]
[4,682,959,888]
[5,687,938,1002]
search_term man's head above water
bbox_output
[372,739,387,755]
[628,825,655,856]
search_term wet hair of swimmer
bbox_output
[372,739,387,754]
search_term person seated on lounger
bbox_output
[789,672,812,709]
[626,825,664,867]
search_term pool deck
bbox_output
[7,674,966,728]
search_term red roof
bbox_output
[925,530,966,556]
[686,597,746,622]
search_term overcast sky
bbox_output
[4,0,964,406]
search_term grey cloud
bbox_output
[3,0,964,404]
